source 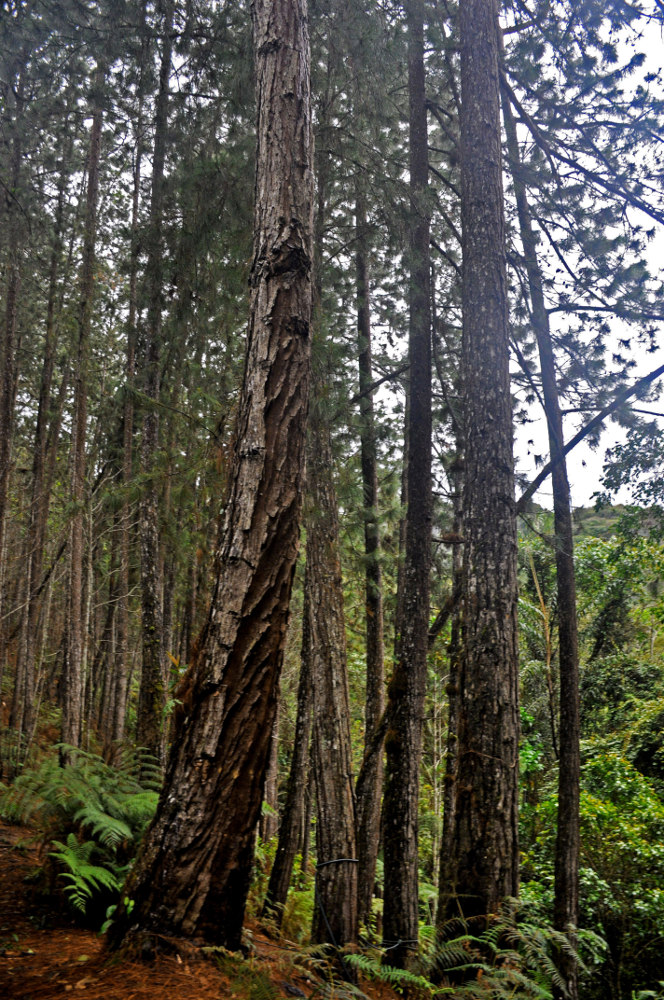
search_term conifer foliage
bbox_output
[1,2,664,998]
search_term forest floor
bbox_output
[0,821,398,1000]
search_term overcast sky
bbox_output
[513,14,664,510]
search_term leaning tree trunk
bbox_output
[382,0,432,970]
[106,0,314,953]
[307,398,358,953]
[62,67,105,754]
[440,0,520,924]
[501,80,580,1000]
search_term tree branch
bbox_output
[516,362,664,512]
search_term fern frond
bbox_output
[49,834,121,912]
[431,900,585,1000]
[345,952,434,995]
[431,939,480,971]
[117,790,159,829]
[4,746,159,924]
[73,805,133,849]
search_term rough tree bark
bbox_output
[382,0,432,969]
[307,399,358,952]
[502,77,580,1000]
[440,0,520,924]
[106,0,313,952]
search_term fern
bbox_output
[431,933,495,971]
[49,834,122,913]
[0,744,158,845]
[345,952,437,996]
[0,744,159,925]
[342,901,584,1000]
[431,900,584,1000]
[208,949,281,1000]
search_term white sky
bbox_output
[512,15,664,510]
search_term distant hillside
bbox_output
[518,502,641,540]
[571,504,636,539]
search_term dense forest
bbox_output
[1,1,664,999]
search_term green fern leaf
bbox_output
[49,834,121,913]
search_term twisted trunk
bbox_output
[107,0,313,951]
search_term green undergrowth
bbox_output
[345,900,579,1000]
[208,949,282,1000]
[247,887,582,1000]
[0,744,159,926]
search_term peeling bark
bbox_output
[107,0,313,952]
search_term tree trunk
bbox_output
[62,66,105,754]
[501,76,580,1000]
[136,0,173,761]
[0,68,24,706]
[106,0,313,952]
[259,702,280,842]
[440,0,519,924]
[437,460,463,923]
[307,401,358,952]
[354,192,386,932]
[262,627,313,923]
[10,125,71,742]
[382,0,432,969]
[110,5,149,758]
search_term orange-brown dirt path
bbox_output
[0,821,397,1000]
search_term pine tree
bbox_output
[440,0,520,924]
[382,0,432,968]
[107,0,314,952]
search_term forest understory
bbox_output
[0,818,401,1000]
[3,1,664,999]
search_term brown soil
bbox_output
[0,821,398,1000]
